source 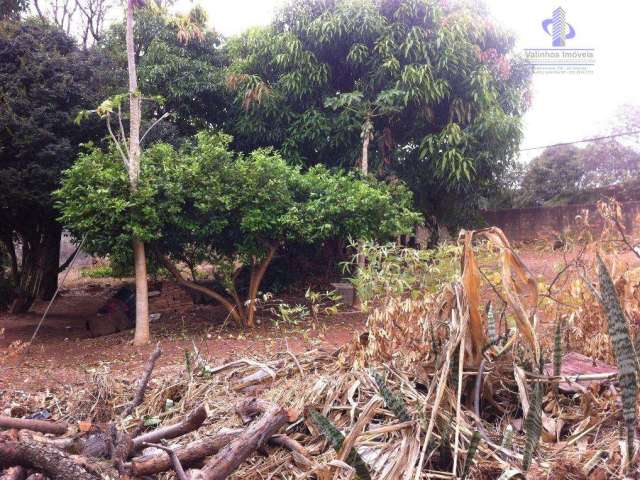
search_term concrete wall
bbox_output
[481,201,640,241]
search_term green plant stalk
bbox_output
[522,380,542,471]
[553,316,563,396]
[461,430,481,479]
[372,372,412,422]
[308,410,371,480]
[597,254,637,464]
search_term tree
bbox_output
[100,5,228,142]
[124,0,149,345]
[224,0,531,227]
[32,0,117,49]
[56,131,421,327]
[0,19,116,311]
[515,141,640,207]
[1,0,29,19]
[516,145,582,207]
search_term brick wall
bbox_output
[481,201,640,241]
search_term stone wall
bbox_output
[481,201,640,242]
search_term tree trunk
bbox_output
[354,115,373,307]
[361,116,371,176]
[126,0,150,346]
[37,225,61,301]
[157,251,243,326]
[0,234,19,285]
[132,238,149,345]
[11,223,61,313]
[246,244,277,328]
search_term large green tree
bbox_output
[100,5,228,144]
[224,0,531,227]
[0,19,116,310]
[56,131,420,327]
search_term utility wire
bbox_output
[519,129,640,152]
[27,234,87,346]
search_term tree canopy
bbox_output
[0,18,116,309]
[56,131,421,326]
[224,0,531,225]
[515,141,640,207]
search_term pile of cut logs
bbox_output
[0,345,309,480]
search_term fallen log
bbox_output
[0,440,98,480]
[122,342,162,417]
[0,466,26,480]
[193,397,291,480]
[125,429,242,476]
[0,416,68,436]
[132,403,207,450]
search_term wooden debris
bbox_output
[193,398,291,480]
[132,403,207,449]
[0,439,98,480]
[0,416,68,436]
[126,430,242,476]
[121,342,162,417]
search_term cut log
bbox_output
[0,416,67,436]
[0,466,26,480]
[132,404,207,450]
[122,343,162,417]
[125,429,242,476]
[194,398,290,480]
[0,440,98,480]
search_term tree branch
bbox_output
[156,250,243,325]
[0,416,68,436]
[121,343,162,417]
[140,112,170,145]
[132,404,207,449]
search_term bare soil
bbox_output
[0,284,365,396]
[2,245,638,400]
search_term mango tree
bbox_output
[56,131,420,327]
[224,0,532,227]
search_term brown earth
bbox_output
[0,285,365,397]
[2,245,638,401]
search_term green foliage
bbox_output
[0,0,28,20]
[0,18,118,304]
[56,131,420,302]
[553,316,563,395]
[596,254,637,462]
[522,365,543,471]
[346,241,460,306]
[372,371,412,422]
[514,141,640,207]
[225,0,532,225]
[461,430,481,479]
[101,6,228,142]
[308,409,371,480]
[81,265,117,279]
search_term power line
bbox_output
[519,130,640,152]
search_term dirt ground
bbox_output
[0,282,365,396]
[1,244,638,400]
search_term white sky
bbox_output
[174,0,640,162]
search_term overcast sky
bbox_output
[174,0,640,162]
